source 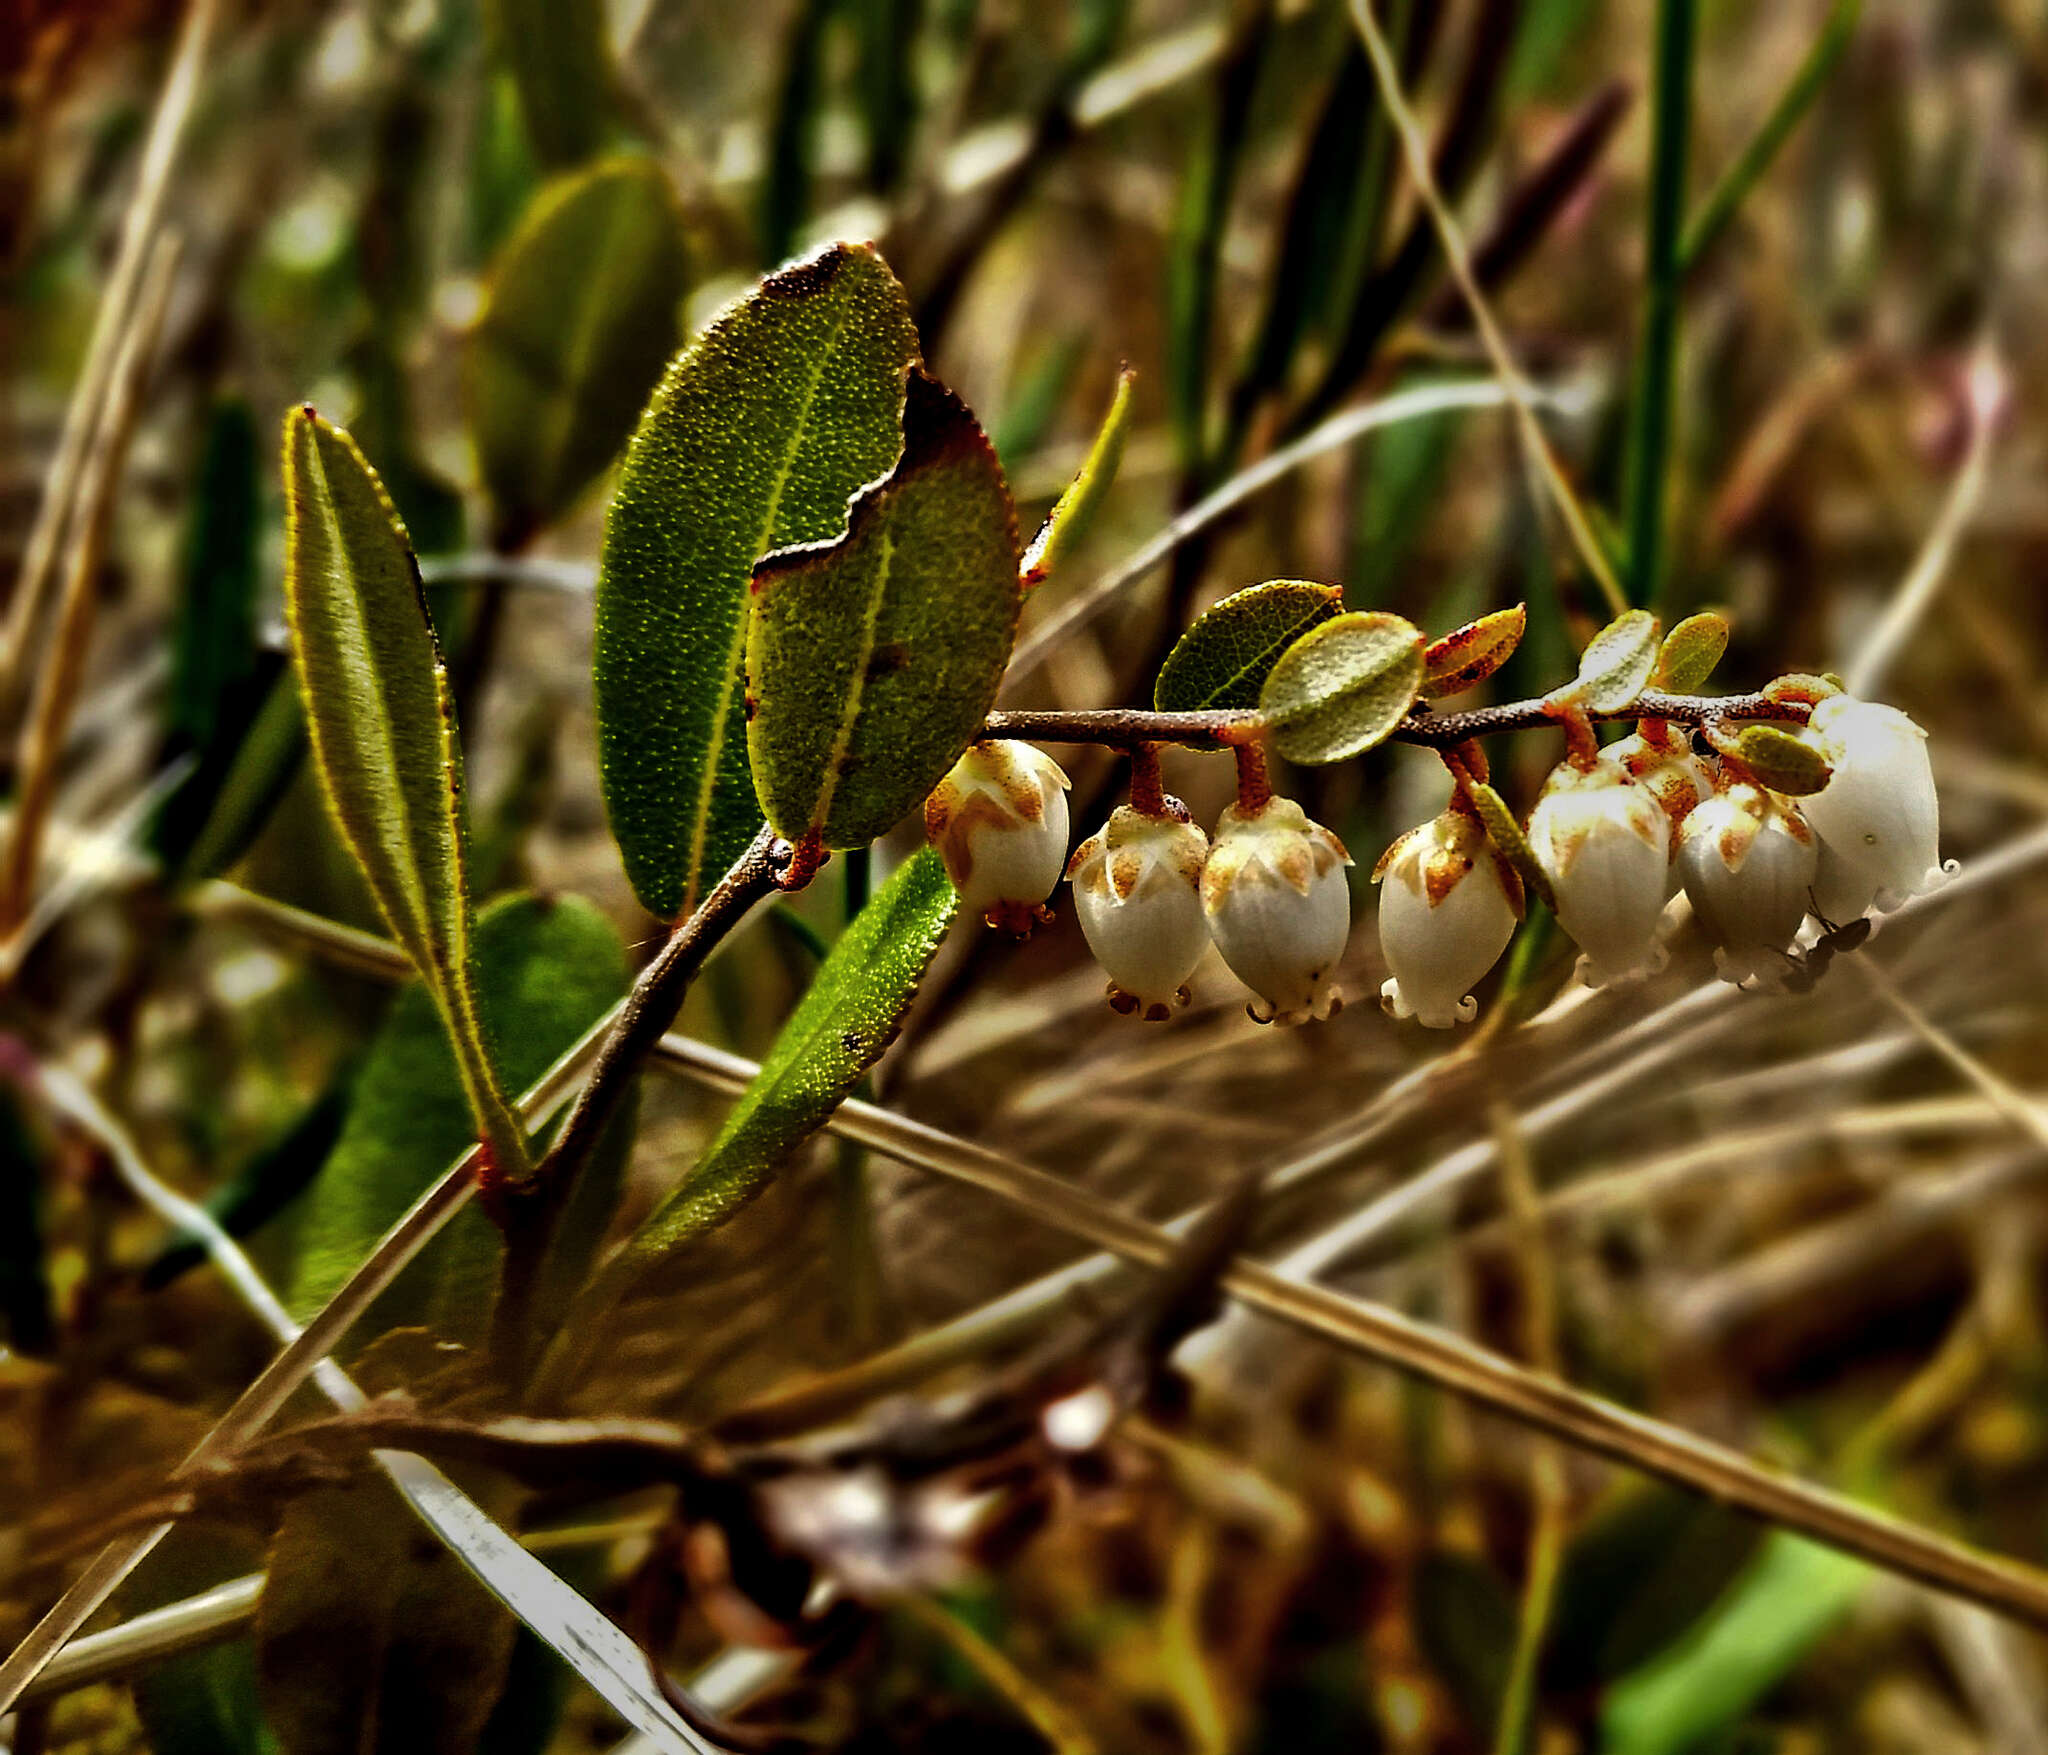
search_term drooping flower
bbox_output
[1374,809,1520,1028]
[1796,695,1953,913]
[1067,801,1211,1019]
[1525,755,1672,987]
[924,740,1071,934]
[1608,726,1715,897]
[1677,783,1818,986]
[1200,797,1352,1025]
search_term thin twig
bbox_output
[983,690,1806,751]
[0,234,182,940]
[1341,0,1629,614]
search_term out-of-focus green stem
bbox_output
[1680,0,1862,275]
[1622,0,1697,611]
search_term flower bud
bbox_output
[1795,695,1953,913]
[1373,810,1519,1028]
[1067,802,1211,1019]
[924,740,1071,934]
[1199,797,1352,1025]
[1677,783,1818,986]
[1525,755,1672,987]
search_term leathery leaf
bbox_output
[1259,609,1425,764]
[281,408,523,1176]
[595,241,920,919]
[746,370,1021,851]
[465,156,688,545]
[1154,579,1343,728]
[564,849,955,1335]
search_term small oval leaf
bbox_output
[282,409,524,1175]
[1469,780,1555,911]
[1422,603,1527,699]
[746,371,1021,850]
[1155,579,1343,722]
[564,848,956,1334]
[1722,722,1831,796]
[1573,608,1662,713]
[595,242,920,920]
[1258,609,1424,764]
[1020,366,1135,588]
[466,157,688,545]
[1651,611,1729,694]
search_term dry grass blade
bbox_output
[1,233,182,939]
[1341,0,1628,615]
[1003,377,1570,678]
[1844,346,2004,698]
[1852,956,2048,1153]
[0,0,220,703]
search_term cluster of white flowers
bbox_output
[929,741,1353,1024]
[927,691,1952,1031]
[1375,690,1954,1023]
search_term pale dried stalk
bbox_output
[0,0,220,700]
[1341,0,1628,615]
[0,233,182,940]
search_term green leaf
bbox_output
[466,157,688,546]
[594,242,920,919]
[1020,366,1135,588]
[1652,611,1730,693]
[1708,721,1832,796]
[168,399,262,750]
[1413,1551,1518,1738]
[281,408,522,1174]
[486,0,615,169]
[1601,1533,1866,1755]
[568,849,955,1331]
[258,1475,519,1755]
[746,371,1020,851]
[1155,580,1343,736]
[1572,607,1662,713]
[1258,609,1424,764]
[289,894,628,1342]
[1421,603,1527,699]
[165,667,307,886]
[1468,779,1553,911]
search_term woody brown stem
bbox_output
[1232,741,1272,813]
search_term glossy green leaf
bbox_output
[289,894,628,1342]
[1469,779,1552,911]
[281,408,522,1175]
[1421,603,1527,699]
[1020,367,1135,588]
[747,371,1020,851]
[569,848,956,1328]
[258,1475,518,1755]
[1601,1532,1866,1755]
[594,242,920,919]
[486,0,614,169]
[466,157,688,546]
[1708,721,1832,796]
[1154,580,1342,728]
[1651,610,1729,693]
[1258,609,1424,764]
[1572,607,1662,713]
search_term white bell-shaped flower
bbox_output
[1525,755,1672,987]
[924,740,1071,934]
[1678,783,1818,986]
[1808,837,1879,926]
[1608,727,1715,898]
[1067,802,1211,1019]
[1373,809,1519,1028]
[1200,797,1353,1024]
[1796,695,1953,913]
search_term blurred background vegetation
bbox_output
[7,0,2048,1750]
